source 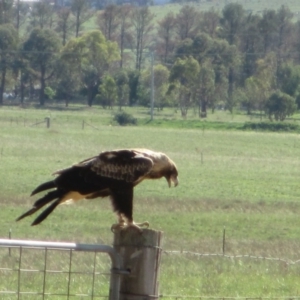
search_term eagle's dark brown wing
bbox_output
[90,149,154,183]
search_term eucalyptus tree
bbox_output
[28,1,55,30]
[265,91,296,121]
[96,75,117,109]
[0,24,18,105]
[157,12,176,63]
[277,5,293,56]
[259,9,278,55]
[277,63,300,98]
[0,0,13,25]
[114,69,129,109]
[13,1,30,35]
[140,63,170,110]
[61,30,120,106]
[199,8,220,39]
[245,52,278,117]
[169,56,200,117]
[175,5,201,41]
[240,14,263,80]
[23,28,61,105]
[196,60,215,118]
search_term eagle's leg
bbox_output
[111,215,127,232]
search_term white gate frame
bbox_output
[0,238,122,300]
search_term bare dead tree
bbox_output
[71,0,93,38]
[97,4,120,41]
[56,7,74,46]
[130,6,154,71]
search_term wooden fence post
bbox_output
[45,117,50,128]
[113,228,163,300]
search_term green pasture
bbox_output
[1,105,300,297]
[149,0,300,23]
[84,0,300,31]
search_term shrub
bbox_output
[113,111,137,126]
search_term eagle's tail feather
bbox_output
[16,190,63,222]
[31,181,56,196]
[31,199,61,226]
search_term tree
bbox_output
[220,3,245,46]
[169,56,199,117]
[175,5,200,41]
[61,30,120,106]
[0,25,18,105]
[28,2,54,30]
[55,58,81,107]
[209,38,240,112]
[23,28,61,105]
[276,5,293,60]
[96,75,117,109]
[196,61,215,118]
[71,0,93,37]
[13,1,30,35]
[97,4,119,42]
[114,69,129,110]
[157,12,176,63]
[199,8,220,39]
[240,14,263,80]
[140,63,170,110]
[265,91,296,121]
[130,6,154,71]
[220,3,245,112]
[117,5,132,68]
[0,0,13,25]
[127,70,140,106]
[56,7,74,46]
[244,76,261,114]
[277,63,300,97]
[259,9,278,55]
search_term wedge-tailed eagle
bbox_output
[16,149,179,231]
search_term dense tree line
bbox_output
[1,1,300,121]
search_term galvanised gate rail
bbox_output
[0,239,122,300]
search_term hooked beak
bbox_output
[167,176,179,188]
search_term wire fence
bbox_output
[1,238,300,300]
[0,239,122,300]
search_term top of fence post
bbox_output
[113,228,163,300]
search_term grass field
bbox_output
[149,0,300,23]
[1,105,300,297]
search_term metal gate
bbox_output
[0,239,122,300]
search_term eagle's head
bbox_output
[153,152,178,188]
[165,164,179,188]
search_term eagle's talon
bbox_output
[134,221,150,228]
[111,222,127,233]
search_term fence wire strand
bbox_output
[163,250,300,265]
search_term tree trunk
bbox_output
[40,67,46,106]
[20,74,25,105]
[87,85,93,106]
[0,68,5,105]
[199,98,207,118]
